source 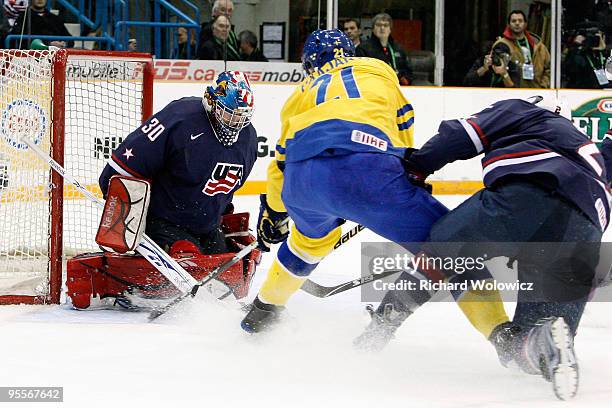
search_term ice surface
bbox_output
[0,195,610,407]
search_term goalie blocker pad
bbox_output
[96,175,151,253]
[67,213,262,309]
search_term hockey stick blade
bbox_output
[300,269,402,298]
[20,137,198,293]
[148,241,258,321]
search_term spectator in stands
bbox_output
[128,38,137,52]
[493,10,550,88]
[238,29,267,61]
[198,14,240,61]
[174,26,196,59]
[343,18,362,47]
[0,4,9,46]
[464,41,518,87]
[198,0,239,59]
[3,0,27,29]
[9,0,73,48]
[595,0,612,39]
[564,25,611,88]
[356,13,412,85]
[81,24,104,50]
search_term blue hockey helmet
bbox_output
[301,29,355,74]
[203,71,255,147]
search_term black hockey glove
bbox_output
[257,194,290,252]
[403,148,433,194]
[223,202,234,215]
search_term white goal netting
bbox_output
[0,50,148,301]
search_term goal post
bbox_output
[0,49,154,305]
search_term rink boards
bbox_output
[154,82,612,195]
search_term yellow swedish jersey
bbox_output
[267,57,415,212]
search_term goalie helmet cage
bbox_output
[0,49,154,305]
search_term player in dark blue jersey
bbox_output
[99,71,258,254]
[356,96,611,400]
[603,132,612,182]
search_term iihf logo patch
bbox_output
[203,163,243,196]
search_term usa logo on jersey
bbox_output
[203,163,243,196]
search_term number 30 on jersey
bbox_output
[141,118,165,141]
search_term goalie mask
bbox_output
[203,71,254,147]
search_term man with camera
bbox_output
[493,10,550,88]
[564,25,611,89]
[464,42,517,87]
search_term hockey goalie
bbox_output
[66,175,261,310]
[66,70,262,310]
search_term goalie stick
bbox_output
[20,137,198,294]
[150,222,367,318]
[148,240,258,320]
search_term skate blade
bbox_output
[551,318,579,400]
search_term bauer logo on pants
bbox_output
[202,163,243,196]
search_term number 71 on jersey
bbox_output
[310,66,361,105]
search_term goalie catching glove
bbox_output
[257,194,290,252]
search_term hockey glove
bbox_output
[257,194,290,252]
[223,202,235,215]
[403,148,433,194]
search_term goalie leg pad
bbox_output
[66,252,177,309]
[222,212,257,248]
[66,254,104,309]
[65,253,158,309]
[220,212,262,294]
[171,249,259,300]
[66,245,261,308]
[222,212,250,236]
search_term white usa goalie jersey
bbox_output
[99,97,258,235]
[410,99,611,232]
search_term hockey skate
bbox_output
[489,321,525,369]
[525,317,579,400]
[353,304,411,352]
[240,297,285,333]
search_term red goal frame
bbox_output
[0,49,154,305]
